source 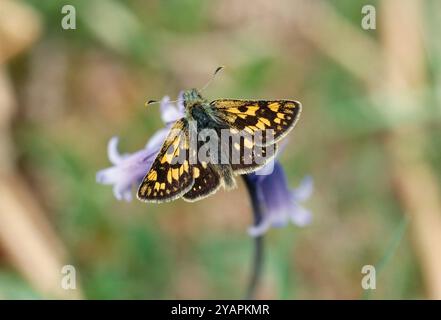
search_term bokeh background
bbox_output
[1,0,441,299]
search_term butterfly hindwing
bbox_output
[137,119,194,203]
[210,99,301,146]
[182,162,221,202]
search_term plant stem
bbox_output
[243,175,264,299]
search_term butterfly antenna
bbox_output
[145,98,182,107]
[146,67,223,107]
[145,99,160,107]
[200,66,224,92]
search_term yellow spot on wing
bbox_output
[194,167,200,178]
[167,170,172,184]
[227,108,240,113]
[172,168,179,181]
[245,106,259,115]
[148,170,157,180]
[161,153,171,164]
[277,112,285,119]
[228,105,259,115]
[160,183,166,190]
[260,118,271,126]
[269,103,280,112]
[154,182,160,191]
[256,121,266,130]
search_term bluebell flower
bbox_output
[245,161,313,237]
[96,95,185,201]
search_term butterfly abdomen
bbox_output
[216,164,236,189]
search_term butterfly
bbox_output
[137,86,301,203]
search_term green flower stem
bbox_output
[243,176,265,299]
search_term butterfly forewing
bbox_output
[137,119,194,203]
[210,100,301,146]
[230,141,278,174]
[216,127,278,174]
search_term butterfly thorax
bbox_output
[183,88,216,128]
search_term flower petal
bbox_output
[248,218,272,237]
[96,166,120,184]
[112,179,135,201]
[245,159,313,236]
[254,158,276,176]
[292,176,313,202]
[160,95,185,124]
[98,140,158,201]
[145,127,169,152]
[289,203,312,227]
[107,136,125,165]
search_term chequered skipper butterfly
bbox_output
[137,69,302,203]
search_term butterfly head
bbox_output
[183,88,205,109]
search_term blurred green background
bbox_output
[1,0,441,299]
